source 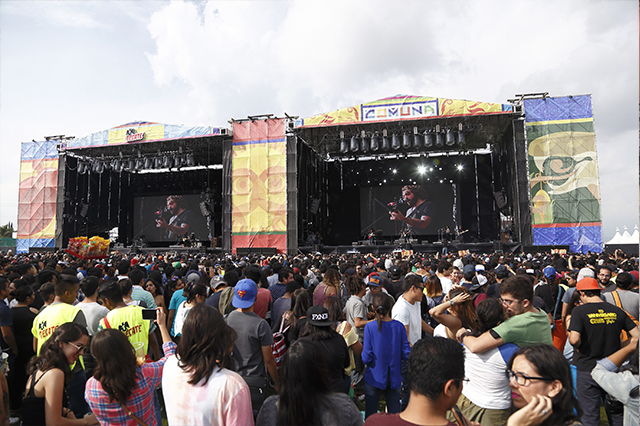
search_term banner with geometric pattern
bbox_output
[17,140,59,253]
[524,95,602,253]
[231,119,287,254]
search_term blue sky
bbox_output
[1,0,637,241]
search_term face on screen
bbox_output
[402,189,415,206]
[167,199,178,214]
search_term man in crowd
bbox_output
[569,277,638,426]
[269,267,293,303]
[458,275,553,352]
[364,337,465,426]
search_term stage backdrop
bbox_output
[524,95,602,253]
[231,119,287,254]
[17,141,59,253]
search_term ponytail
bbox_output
[372,292,392,332]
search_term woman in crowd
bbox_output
[429,286,476,339]
[163,273,184,314]
[298,306,350,394]
[458,298,519,426]
[256,339,362,426]
[144,277,166,316]
[173,282,208,337]
[8,284,38,414]
[313,268,340,306]
[21,322,97,426]
[506,344,582,426]
[118,278,145,307]
[278,288,309,344]
[324,296,362,392]
[422,274,444,329]
[162,303,253,425]
[85,308,174,426]
[361,292,410,418]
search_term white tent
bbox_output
[606,227,623,244]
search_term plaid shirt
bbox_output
[85,342,177,426]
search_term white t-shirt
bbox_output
[78,301,110,336]
[391,295,422,345]
[174,301,192,336]
[438,275,454,295]
[462,343,519,410]
[162,355,254,426]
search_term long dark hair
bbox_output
[507,345,582,426]
[448,287,476,330]
[275,340,331,426]
[324,296,344,322]
[28,322,89,386]
[425,274,442,298]
[463,297,505,338]
[284,289,309,331]
[91,329,137,404]
[372,292,392,332]
[177,304,235,385]
[183,282,207,304]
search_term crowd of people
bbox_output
[0,247,637,426]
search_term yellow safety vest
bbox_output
[99,305,150,355]
[31,303,85,369]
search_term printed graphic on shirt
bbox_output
[587,309,617,325]
[37,320,59,341]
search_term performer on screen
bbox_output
[156,195,194,240]
[389,185,435,237]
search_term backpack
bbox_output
[218,287,236,315]
[610,291,639,342]
[271,317,290,373]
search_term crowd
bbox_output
[0,247,637,426]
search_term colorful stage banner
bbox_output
[17,140,59,253]
[296,95,512,128]
[63,122,224,149]
[231,119,287,254]
[524,95,602,253]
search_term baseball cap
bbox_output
[463,264,475,275]
[475,264,485,273]
[388,265,402,277]
[494,264,508,275]
[630,270,639,283]
[470,275,488,291]
[543,266,557,279]
[577,267,595,281]
[307,306,334,327]
[345,268,357,276]
[368,275,382,287]
[576,277,600,291]
[452,259,464,270]
[210,275,226,289]
[232,279,258,309]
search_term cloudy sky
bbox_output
[1,0,637,241]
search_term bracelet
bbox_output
[449,300,454,307]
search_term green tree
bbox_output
[0,222,14,238]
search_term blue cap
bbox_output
[543,266,557,279]
[232,279,258,309]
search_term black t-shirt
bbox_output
[569,302,636,371]
[534,284,554,315]
[11,306,37,357]
[301,334,349,394]
[405,201,435,236]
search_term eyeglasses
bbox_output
[500,298,522,306]
[415,285,425,291]
[67,341,87,353]
[507,370,554,386]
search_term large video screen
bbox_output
[359,184,456,238]
[133,194,210,243]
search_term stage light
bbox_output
[350,135,359,152]
[95,161,105,174]
[457,165,463,171]
[112,159,122,172]
[402,132,412,149]
[135,158,144,170]
[413,133,422,149]
[382,130,390,151]
[418,166,426,174]
[440,179,443,183]
[186,154,195,167]
[154,157,163,169]
[360,136,369,153]
[174,156,183,168]
[339,131,348,153]
[392,169,397,174]
[163,156,172,168]
[423,132,434,148]
[370,133,380,151]
[435,132,444,148]
[458,131,465,144]
[77,162,87,175]
[445,129,455,146]
[144,157,153,169]
[391,133,401,150]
